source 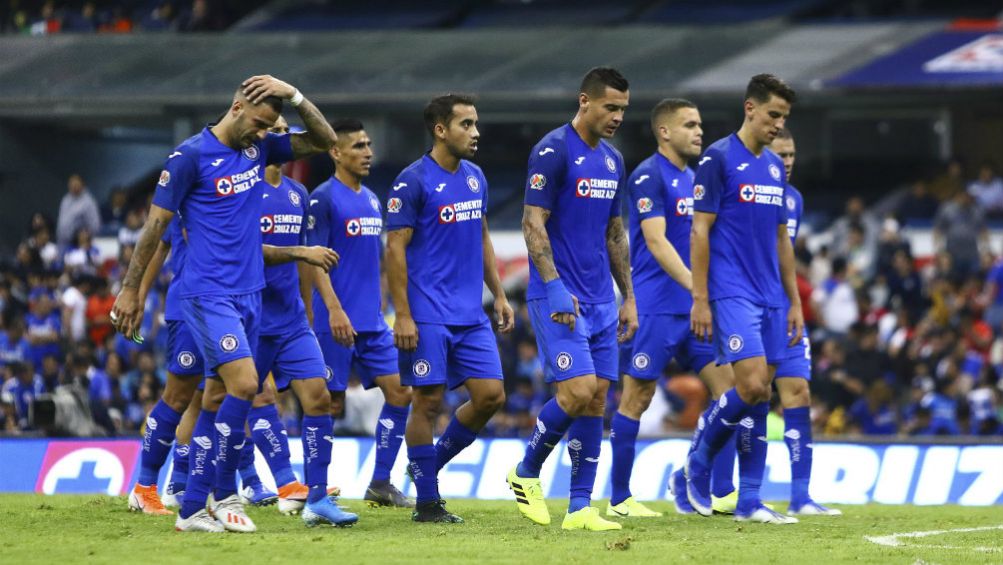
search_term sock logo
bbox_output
[784,429,801,441]
[697,415,705,430]
[146,416,158,431]
[535,420,547,434]
[177,351,196,369]
[379,418,395,430]
[556,352,573,371]
[176,445,190,456]
[193,436,212,450]
[252,419,271,432]
[413,359,431,378]
[727,334,744,353]
[568,439,582,451]
[632,353,650,371]
[739,417,755,429]
[214,422,232,437]
[718,395,728,409]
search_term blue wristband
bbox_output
[545,279,575,315]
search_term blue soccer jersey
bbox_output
[259,176,310,336]
[151,126,293,299]
[307,177,386,332]
[628,152,695,316]
[784,184,804,245]
[385,154,489,325]
[692,133,788,307]
[524,124,625,304]
[161,219,187,323]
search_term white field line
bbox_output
[865,525,1003,553]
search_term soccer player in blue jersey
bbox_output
[768,128,841,516]
[685,74,804,525]
[607,98,738,518]
[307,118,414,509]
[386,94,514,524]
[111,75,337,533]
[508,67,638,532]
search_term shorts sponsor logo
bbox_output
[556,352,573,371]
[157,170,170,187]
[219,334,239,353]
[467,176,480,193]
[728,334,743,353]
[739,184,755,202]
[413,359,431,378]
[637,197,653,213]
[769,164,782,181]
[632,353,651,371]
[242,146,259,160]
[605,155,616,173]
[387,197,402,213]
[177,351,196,369]
[288,190,301,207]
[529,173,546,190]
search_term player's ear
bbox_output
[231,99,243,117]
[578,92,589,110]
[743,98,755,118]
[434,122,447,141]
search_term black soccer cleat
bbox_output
[365,480,415,508]
[412,500,464,523]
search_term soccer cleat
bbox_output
[277,481,310,515]
[302,497,359,527]
[507,466,550,525]
[240,483,278,507]
[412,500,464,523]
[606,497,663,518]
[669,469,695,515]
[734,505,799,525]
[174,509,225,533]
[684,461,713,517]
[365,480,415,508]
[562,507,623,531]
[789,500,843,516]
[162,485,183,509]
[209,494,257,533]
[128,484,172,516]
[712,490,738,514]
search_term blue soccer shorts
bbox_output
[620,313,716,380]
[398,319,503,390]
[528,299,619,383]
[774,336,812,380]
[256,321,328,392]
[181,292,260,378]
[710,296,787,366]
[318,325,399,392]
[166,320,205,377]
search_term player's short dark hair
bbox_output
[775,127,794,140]
[331,118,365,136]
[423,94,476,137]
[580,67,629,99]
[745,73,796,105]
[234,86,283,114]
[650,98,696,135]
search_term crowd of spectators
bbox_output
[0,0,259,34]
[2,160,1002,440]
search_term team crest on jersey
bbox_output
[177,351,196,369]
[529,174,546,190]
[370,197,381,211]
[693,184,705,200]
[325,366,334,382]
[769,164,782,181]
[786,196,796,211]
[739,184,755,203]
[632,353,650,371]
[216,177,234,196]
[575,178,591,198]
[219,334,239,353]
[307,215,316,230]
[605,155,616,173]
[637,197,653,213]
[260,215,274,233]
[413,359,431,378]
[439,204,456,224]
[288,190,301,207]
[387,197,402,213]
[158,170,170,187]
[467,176,480,193]
[556,352,573,371]
[242,146,259,160]
[727,334,743,353]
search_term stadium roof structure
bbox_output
[0,20,996,122]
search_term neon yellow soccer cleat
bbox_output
[606,497,663,518]
[712,490,739,514]
[507,466,551,525]
[562,507,623,531]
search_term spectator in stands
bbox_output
[63,1,97,32]
[847,380,898,435]
[178,0,217,32]
[905,377,960,436]
[813,256,858,337]
[1,361,45,431]
[39,353,61,392]
[100,188,128,232]
[85,276,115,346]
[56,174,101,247]
[0,317,30,367]
[981,255,1003,333]
[843,323,892,398]
[830,196,879,262]
[116,208,143,248]
[875,218,910,279]
[887,249,925,321]
[845,221,875,282]
[59,274,90,343]
[27,225,60,271]
[934,189,986,281]
[62,228,101,276]
[29,0,61,35]
[896,179,940,225]
[967,370,1002,435]
[929,157,965,202]
[25,289,60,370]
[966,160,1003,214]
[140,1,178,31]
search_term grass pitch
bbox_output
[1,495,1000,565]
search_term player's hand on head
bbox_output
[495,298,515,334]
[241,75,297,105]
[617,298,638,343]
[393,314,418,352]
[691,300,713,342]
[787,304,804,347]
[329,308,356,348]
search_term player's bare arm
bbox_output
[312,263,356,348]
[386,227,417,351]
[138,239,170,308]
[262,244,339,272]
[607,215,638,342]
[523,204,579,330]
[112,204,175,338]
[482,218,514,333]
[639,217,693,291]
[241,75,336,159]
[690,211,716,341]
[777,223,804,346]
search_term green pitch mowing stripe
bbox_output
[1,495,999,565]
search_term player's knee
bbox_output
[385,384,412,407]
[779,379,810,408]
[161,383,195,413]
[302,392,331,416]
[412,389,443,421]
[253,387,276,408]
[328,391,346,418]
[557,382,595,416]
[621,383,654,418]
[736,378,771,404]
[472,387,505,416]
[202,386,227,411]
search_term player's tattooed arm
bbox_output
[138,239,170,307]
[522,205,559,282]
[778,224,804,346]
[240,75,336,159]
[112,205,175,338]
[262,244,339,271]
[690,211,716,342]
[386,228,418,351]
[607,215,638,342]
[482,218,515,333]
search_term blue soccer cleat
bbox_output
[302,497,359,528]
[684,459,713,517]
[240,482,278,507]
[669,469,696,515]
[789,500,842,516]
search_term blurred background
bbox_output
[1,0,1002,442]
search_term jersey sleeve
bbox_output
[611,151,627,218]
[295,184,310,245]
[630,163,665,221]
[263,133,294,166]
[692,151,725,214]
[523,140,566,210]
[306,188,332,247]
[385,169,423,230]
[151,149,199,213]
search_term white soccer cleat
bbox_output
[789,501,843,516]
[175,509,225,533]
[734,505,799,525]
[210,494,257,533]
[161,484,183,509]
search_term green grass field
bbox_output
[2,495,1000,565]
